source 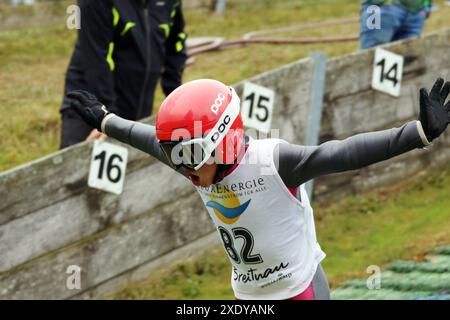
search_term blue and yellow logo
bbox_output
[206,190,251,224]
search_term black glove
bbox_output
[419,78,450,142]
[67,90,110,131]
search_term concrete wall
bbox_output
[0,29,449,299]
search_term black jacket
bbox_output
[61,0,187,120]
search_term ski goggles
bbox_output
[159,88,241,171]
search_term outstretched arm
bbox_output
[276,120,427,188]
[100,114,168,165]
[277,78,450,188]
[66,90,178,170]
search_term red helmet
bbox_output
[156,79,244,170]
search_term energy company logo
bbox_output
[206,189,251,224]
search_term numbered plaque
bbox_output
[372,47,404,97]
[241,82,275,133]
[88,140,128,195]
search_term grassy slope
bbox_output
[1,0,449,172]
[108,162,450,299]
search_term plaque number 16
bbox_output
[94,151,123,183]
[88,140,128,195]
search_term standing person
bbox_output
[360,0,433,49]
[59,0,187,148]
[67,78,449,299]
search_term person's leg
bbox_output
[59,108,94,149]
[360,4,399,49]
[311,264,331,300]
[392,11,426,41]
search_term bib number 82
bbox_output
[218,226,263,265]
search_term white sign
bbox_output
[241,82,275,133]
[88,140,128,195]
[372,47,404,97]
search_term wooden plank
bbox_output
[0,158,193,272]
[71,231,221,300]
[0,134,156,225]
[0,192,215,299]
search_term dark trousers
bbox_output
[360,3,426,49]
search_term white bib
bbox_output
[196,138,326,300]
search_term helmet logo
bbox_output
[211,93,226,115]
[211,115,231,143]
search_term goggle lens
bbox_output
[159,141,207,170]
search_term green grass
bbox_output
[1,0,450,172]
[108,163,450,299]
